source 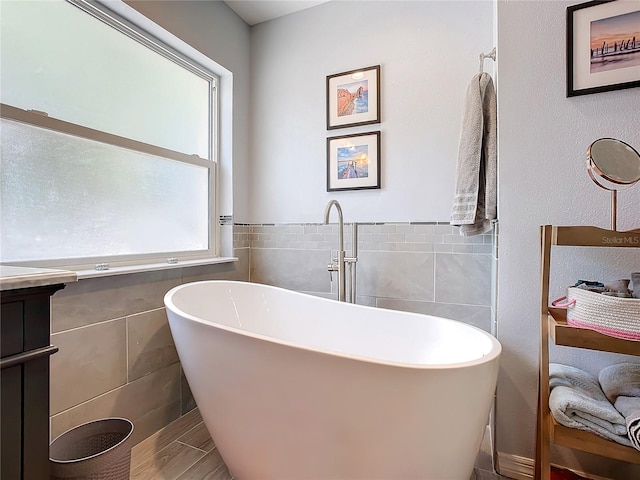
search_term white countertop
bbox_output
[0,266,78,291]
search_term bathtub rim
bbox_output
[164,280,501,371]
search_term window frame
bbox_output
[0,0,225,273]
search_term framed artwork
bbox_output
[326,65,380,130]
[567,0,640,97]
[326,131,380,192]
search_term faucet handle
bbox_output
[327,264,336,282]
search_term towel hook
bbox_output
[479,47,496,73]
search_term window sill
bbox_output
[75,256,238,280]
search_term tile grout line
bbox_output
[131,438,205,479]
[52,361,183,421]
[173,420,207,446]
[175,439,214,453]
[52,314,127,335]
[53,307,167,335]
[131,440,177,475]
[131,408,201,468]
[125,315,130,383]
[167,441,208,480]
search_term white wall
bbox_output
[497,1,640,477]
[249,0,494,224]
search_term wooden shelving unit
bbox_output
[535,225,640,480]
[548,307,640,356]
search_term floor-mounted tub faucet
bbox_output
[323,200,358,303]
[324,200,346,302]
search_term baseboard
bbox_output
[496,452,613,480]
[496,452,533,480]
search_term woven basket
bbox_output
[552,287,640,341]
[50,418,134,480]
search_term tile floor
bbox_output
[130,409,232,480]
[130,409,507,479]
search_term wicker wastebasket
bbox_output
[50,418,134,480]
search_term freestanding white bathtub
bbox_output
[164,280,501,480]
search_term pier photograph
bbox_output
[326,131,380,191]
[590,10,640,73]
[337,144,369,179]
[567,1,640,96]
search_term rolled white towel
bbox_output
[599,363,640,451]
[549,364,631,446]
[598,363,640,402]
[614,397,640,451]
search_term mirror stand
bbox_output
[586,138,640,232]
[611,190,617,231]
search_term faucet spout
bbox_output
[323,199,344,252]
[323,200,346,302]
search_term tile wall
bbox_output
[242,222,495,332]
[49,250,249,445]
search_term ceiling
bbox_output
[224,0,330,26]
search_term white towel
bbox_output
[599,363,640,451]
[450,72,497,237]
[549,364,631,447]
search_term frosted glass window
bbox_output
[0,0,218,266]
[0,0,212,158]
[0,120,209,263]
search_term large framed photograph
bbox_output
[326,65,380,130]
[327,131,380,192]
[567,0,640,97]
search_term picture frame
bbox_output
[326,131,380,192]
[326,65,380,130]
[567,0,640,97]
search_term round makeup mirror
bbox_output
[587,138,640,231]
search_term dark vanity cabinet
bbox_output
[1,284,64,480]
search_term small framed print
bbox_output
[567,0,640,97]
[326,131,380,192]
[326,65,380,130]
